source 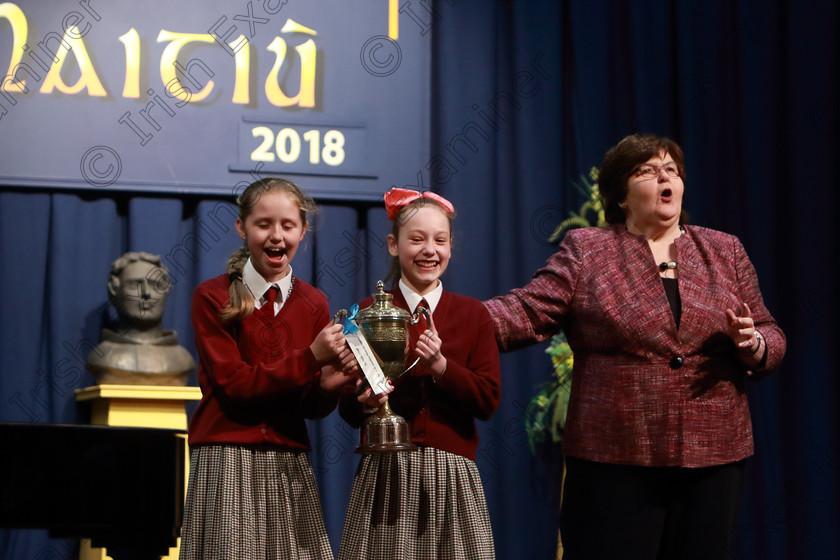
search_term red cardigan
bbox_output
[485,225,786,468]
[188,274,337,450]
[340,289,502,461]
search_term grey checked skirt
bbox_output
[179,445,333,560]
[338,446,495,560]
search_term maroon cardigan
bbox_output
[188,274,337,450]
[340,289,502,461]
[484,225,786,468]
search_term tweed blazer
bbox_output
[484,224,785,468]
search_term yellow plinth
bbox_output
[75,384,202,560]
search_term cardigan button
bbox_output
[669,356,684,369]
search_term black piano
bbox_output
[0,422,185,560]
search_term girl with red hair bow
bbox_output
[338,188,502,560]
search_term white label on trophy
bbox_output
[345,320,390,395]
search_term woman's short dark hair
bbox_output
[599,134,688,225]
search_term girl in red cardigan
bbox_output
[338,188,502,560]
[181,178,357,560]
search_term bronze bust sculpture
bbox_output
[86,252,195,386]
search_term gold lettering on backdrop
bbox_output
[157,30,216,102]
[119,28,140,98]
[39,26,106,96]
[389,0,398,40]
[230,34,249,104]
[1,2,30,92]
[265,19,317,108]
[1,5,323,108]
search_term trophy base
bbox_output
[356,408,418,454]
[356,441,418,454]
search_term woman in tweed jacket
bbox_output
[484,134,785,560]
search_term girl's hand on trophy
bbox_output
[357,379,391,410]
[310,322,346,364]
[335,345,359,376]
[319,363,358,394]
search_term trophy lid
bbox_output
[355,280,411,323]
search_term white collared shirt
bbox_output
[242,258,293,315]
[398,278,442,314]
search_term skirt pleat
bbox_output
[338,447,495,560]
[179,445,333,560]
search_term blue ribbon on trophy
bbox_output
[338,304,360,334]
[334,305,390,394]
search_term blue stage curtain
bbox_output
[2,1,837,559]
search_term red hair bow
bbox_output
[384,188,455,220]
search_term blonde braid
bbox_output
[219,245,255,322]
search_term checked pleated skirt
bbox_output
[338,446,495,560]
[179,445,333,560]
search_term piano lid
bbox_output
[0,422,185,559]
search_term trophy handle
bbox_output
[401,306,432,376]
[333,309,348,325]
[411,305,432,328]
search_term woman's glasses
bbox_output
[632,163,681,180]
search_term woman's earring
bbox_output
[618,202,627,209]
